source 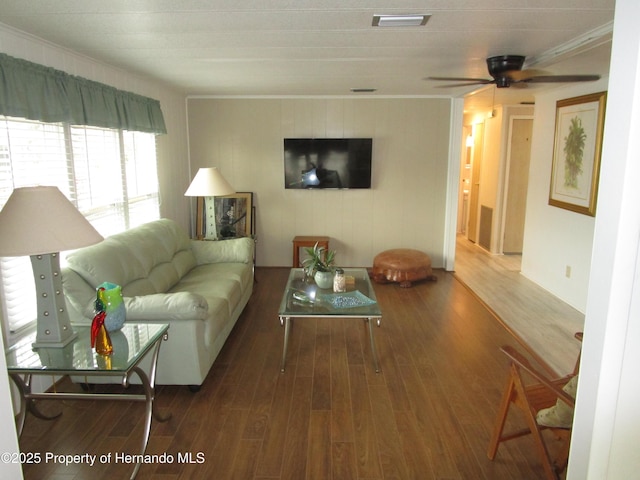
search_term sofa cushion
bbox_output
[66,219,197,294]
[123,292,209,321]
[171,263,251,317]
[191,236,254,265]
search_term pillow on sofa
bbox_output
[535,375,578,428]
[190,237,254,265]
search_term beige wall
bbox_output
[187,97,452,268]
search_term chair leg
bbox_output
[552,429,571,475]
[511,379,559,480]
[487,375,517,459]
[527,423,560,480]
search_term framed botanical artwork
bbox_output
[197,192,254,240]
[549,91,607,216]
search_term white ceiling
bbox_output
[0,0,615,112]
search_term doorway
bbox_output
[501,117,533,254]
[466,122,484,243]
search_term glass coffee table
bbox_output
[278,268,382,373]
[6,322,170,480]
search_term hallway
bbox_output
[453,235,584,374]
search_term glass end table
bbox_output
[6,322,170,479]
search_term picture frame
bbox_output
[196,192,254,240]
[549,91,607,216]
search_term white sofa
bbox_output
[62,218,254,388]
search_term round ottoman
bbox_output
[372,249,436,288]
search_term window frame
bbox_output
[0,115,160,345]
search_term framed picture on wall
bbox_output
[197,192,254,239]
[549,91,607,216]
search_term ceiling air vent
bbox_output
[372,14,430,27]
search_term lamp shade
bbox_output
[0,186,103,256]
[184,167,235,197]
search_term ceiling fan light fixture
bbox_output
[372,14,430,27]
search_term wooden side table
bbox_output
[292,235,329,267]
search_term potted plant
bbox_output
[302,242,336,288]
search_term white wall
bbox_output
[521,78,609,312]
[187,97,452,269]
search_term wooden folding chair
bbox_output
[487,333,583,480]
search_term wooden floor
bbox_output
[18,267,576,480]
[453,235,584,375]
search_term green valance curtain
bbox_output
[0,53,167,134]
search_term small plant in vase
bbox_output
[302,242,336,288]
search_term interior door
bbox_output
[467,123,484,243]
[503,118,533,254]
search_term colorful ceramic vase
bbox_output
[95,282,126,332]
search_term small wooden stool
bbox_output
[292,236,330,267]
[372,248,436,288]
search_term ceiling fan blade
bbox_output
[428,76,492,83]
[431,81,494,88]
[522,74,601,83]
[505,69,548,81]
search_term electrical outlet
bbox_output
[565,265,572,278]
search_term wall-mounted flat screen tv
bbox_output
[284,138,372,189]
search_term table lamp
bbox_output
[0,186,104,347]
[184,167,235,239]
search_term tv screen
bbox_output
[284,138,372,189]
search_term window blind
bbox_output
[0,116,160,337]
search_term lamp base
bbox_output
[204,196,218,240]
[30,253,77,349]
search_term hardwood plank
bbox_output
[293,319,317,377]
[344,319,365,366]
[368,384,410,478]
[306,410,331,479]
[331,442,357,480]
[229,439,261,480]
[373,327,411,411]
[254,372,296,477]
[242,343,281,440]
[279,376,312,479]
[201,409,250,478]
[330,319,355,444]
[395,410,436,480]
[230,331,274,409]
[348,364,383,479]
[311,318,331,411]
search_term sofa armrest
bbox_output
[190,237,254,265]
[124,292,209,321]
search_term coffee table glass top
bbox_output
[6,323,169,374]
[279,268,381,317]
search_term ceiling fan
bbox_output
[428,55,600,88]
